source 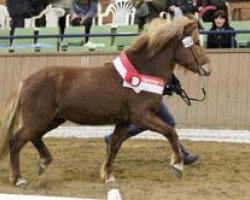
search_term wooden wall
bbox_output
[0,50,250,130]
[228,1,250,20]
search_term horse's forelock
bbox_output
[147,22,183,57]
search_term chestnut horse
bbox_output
[0,17,211,188]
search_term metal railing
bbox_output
[0,29,250,51]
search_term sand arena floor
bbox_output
[0,138,250,200]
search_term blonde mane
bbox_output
[128,17,198,57]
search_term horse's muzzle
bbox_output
[198,65,211,76]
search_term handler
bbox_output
[104,74,199,165]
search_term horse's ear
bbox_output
[183,14,198,36]
[184,21,198,36]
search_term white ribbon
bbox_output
[113,57,165,94]
[182,36,194,48]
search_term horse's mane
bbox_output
[128,17,198,57]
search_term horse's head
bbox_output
[128,17,211,77]
[173,18,211,76]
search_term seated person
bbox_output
[174,0,204,16]
[51,0,72,34]
[132,0,182,32]
[70,0,98,42]
[199,0,228,22]
[206,10,237,48]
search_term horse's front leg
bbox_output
[100,122,129,183]
[134,112,183,178]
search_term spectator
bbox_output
[207,10,236,48]
[6,0,49,34]
[70,0,98,42]
[31,0,51,27]
[6,0,32,33]
[147,0,183,20]
[131,0,149,32]
[174,0,204,16]
[132,0,182,32]
[199,0,228,22]
[171,0,204,29]
[50,0,71,34]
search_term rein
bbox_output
[178,87,206,106]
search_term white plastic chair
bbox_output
[0,5,11,29]
[98,0,136,26]
[26,4,65,28]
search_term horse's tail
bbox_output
[0,82,23,161]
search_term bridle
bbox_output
[176,36,207,106]
[181,36,205,74]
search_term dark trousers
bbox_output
[10,15,25,36]
[137,17,147,32]
[83,21,92,43]
[71,18,92,43]
[107,102,189,155]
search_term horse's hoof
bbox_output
[37,163,47,175]
[105,175,116,184]
[172,165,183,178]
[16,178,28,188]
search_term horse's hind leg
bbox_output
[10,118,65,188]
[31,118,65,175]
[9,126,35,188]
[100,122,129,183]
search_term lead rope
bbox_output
[179,87,206,106]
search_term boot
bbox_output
[181,144,199,165]
[105,135,199,165]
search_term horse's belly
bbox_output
[59,104,121,125]
[68,116,116,126]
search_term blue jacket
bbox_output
[71,0,98,19]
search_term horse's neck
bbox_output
[127,45,175,81]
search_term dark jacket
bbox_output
[207,0,227,11]
[206,26,237,48]
[6,0,31,17]
[147,0,175,20]
[175,0,203,14]
[30,0,50,16]
[6,0,49,17]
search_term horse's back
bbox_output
[21,65,126,126]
